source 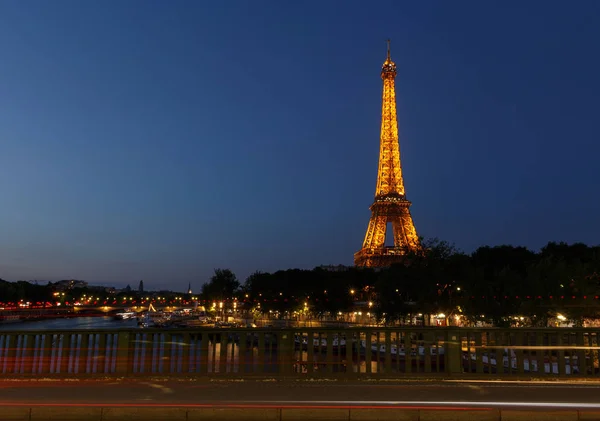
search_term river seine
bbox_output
[0,316,139,331]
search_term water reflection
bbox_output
[0,316,138,331]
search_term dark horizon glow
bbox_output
[0,0,599,290]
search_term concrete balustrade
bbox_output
[0,327,598,378]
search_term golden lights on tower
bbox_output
[354,40,420,268]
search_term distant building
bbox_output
[54,280,88,291]
[88,285,116,294]
[187,283,192,294]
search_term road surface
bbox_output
[1,379,600,420]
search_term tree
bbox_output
[374,238,465,325]
[201,269,240,301]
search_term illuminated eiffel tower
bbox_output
[354,40,420,268]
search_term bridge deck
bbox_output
[1,379,600,420]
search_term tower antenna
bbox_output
[386,39,391,61]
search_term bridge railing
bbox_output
[0,327,598,378]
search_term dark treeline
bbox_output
[0,280,51,303]
[2,239,599,327]
[202,239,600,327]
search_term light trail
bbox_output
[256,400,600,409]
[0,402,491,410]
[1,400,599,410]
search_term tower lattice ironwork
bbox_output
[354,40,419,268]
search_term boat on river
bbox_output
[113,309,137,320]
[137,304,212,328]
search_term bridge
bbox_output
[0,304,189,321]
[0,326,599,420]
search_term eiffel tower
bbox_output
[354,40,420,268]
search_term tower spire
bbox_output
[381,39,397,78]
[386,39,391,61]
[354,41,420,268]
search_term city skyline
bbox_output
[1,1,599,289]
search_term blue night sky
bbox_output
[0,1,598,290]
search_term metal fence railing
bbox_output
[0,328,598,378]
